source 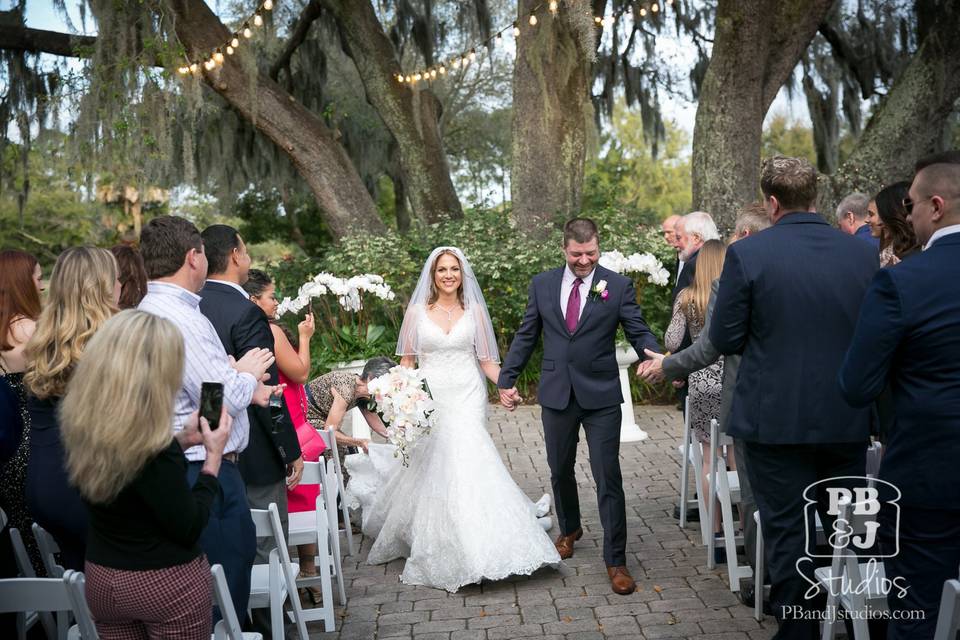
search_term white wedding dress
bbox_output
[352,307,561,592]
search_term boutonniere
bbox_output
[589,279,609,302]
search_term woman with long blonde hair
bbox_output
[664,239,728,546]
[24,246,119,570]
[61,310,232,640]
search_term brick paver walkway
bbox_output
[307,405,777,639]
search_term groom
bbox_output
[498,218,662,595]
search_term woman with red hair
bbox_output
[0,249,44,575]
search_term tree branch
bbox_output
[0,24,96,58]
[269,0,323,82]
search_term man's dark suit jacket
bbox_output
[499,265,661,411]
[708,212,879,444]
[198,281,301,486]
[839,232,960,508]
[672,248,699,305]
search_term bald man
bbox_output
[840,151,960,639]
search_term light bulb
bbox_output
[405,75,412,82]
[263,0,273,9]
[253,13,263,26]
[204,58,216,70]
[243,25,253,38]
[429,68,437,78]
[226,45,235,55]
[190,63,199,74]
[594,16,602,24]
[639,7,647,16]
[438,66,446,75]
[651,2,659,12]
[452,57,461,68]
[529,14,538,26]
[414,73,422,81]
[549,0,558,13]
[468,49,476,61]
[461,55,469,66]
[512,24,520,37]
[231,37,240,48]
[177,66,189,75]
[213,49,224,64]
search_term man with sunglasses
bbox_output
[840,151,960,639]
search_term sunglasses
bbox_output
[902,196,935,214]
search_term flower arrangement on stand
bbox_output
[599,250,671,286]
[366,366,436,466]
[275,272,399,373]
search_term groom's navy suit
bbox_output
[499,264,660,566]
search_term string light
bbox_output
[396,1,674,87]
[178,1,275,76]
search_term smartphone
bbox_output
[199,382,224,431]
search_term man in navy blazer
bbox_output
[839,152,960,639]
[709,157,878,639]
[498,218,661,596]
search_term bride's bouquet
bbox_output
[366,365,436,467]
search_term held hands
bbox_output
[637,349,666,383]
[298,313,315,341]
[498,387,522,411]
[231,347,275,381]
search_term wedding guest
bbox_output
[835,192,879,249]
[672,211,719,304]
[138,216,276,622]
[866,181,920,267]
[244,268,326,603]
[61,310,233,640]
[0,250,44,579]
[709,156,878,638]
[25,247,120,571]
[664,239,727,539]
[839,151,960,639]
[661,214,681,250]
[305,357,393,479]
[110,244,148,309]
[640,203,771,603]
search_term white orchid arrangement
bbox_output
[275,272,396,316]
[599,250,671,287]
[366,365,436,466]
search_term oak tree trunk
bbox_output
[320,0,463,225]
[691,0,833,233]
[511,0,595,237]
[171,0,386,239]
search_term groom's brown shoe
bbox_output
[607,566,636,595]
[554,527,583,560]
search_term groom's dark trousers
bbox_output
[542,393,625,566]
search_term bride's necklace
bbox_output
[434,302,458,321]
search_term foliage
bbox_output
[262,206,675,402]
[761,114,816,163]
[584,105,692,223]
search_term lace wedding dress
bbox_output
[353,307,561,592]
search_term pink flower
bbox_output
[600,289,609,300]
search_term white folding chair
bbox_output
[318,426,355,556]
[248,503,308,640]
[934,579,960,640]
[815,498,889,639]
[9,526,57,640]
[211,564,262,640]
[687,422,711,546]
[706,419,752,593]
[63,570,100,639]
[33,522,65,578]
[753,511,766,621]
[677,397,698,528]
[286,461,338,629]
[0,573,94,640]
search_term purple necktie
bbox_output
[565,277,583,333]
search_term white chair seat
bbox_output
[247,561,299,604]
[287,511,318,545]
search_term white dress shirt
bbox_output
[207,278,250,298]
[560,266,595,322]
[924,224,960,251]
[675,257,685,284]
[138,281,256,460]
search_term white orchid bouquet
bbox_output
[366,365,436,466]
[276,272,395,316]
[599,250,671,287]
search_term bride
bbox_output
[356,246,561,592]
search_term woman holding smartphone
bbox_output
[60,310,233,639]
